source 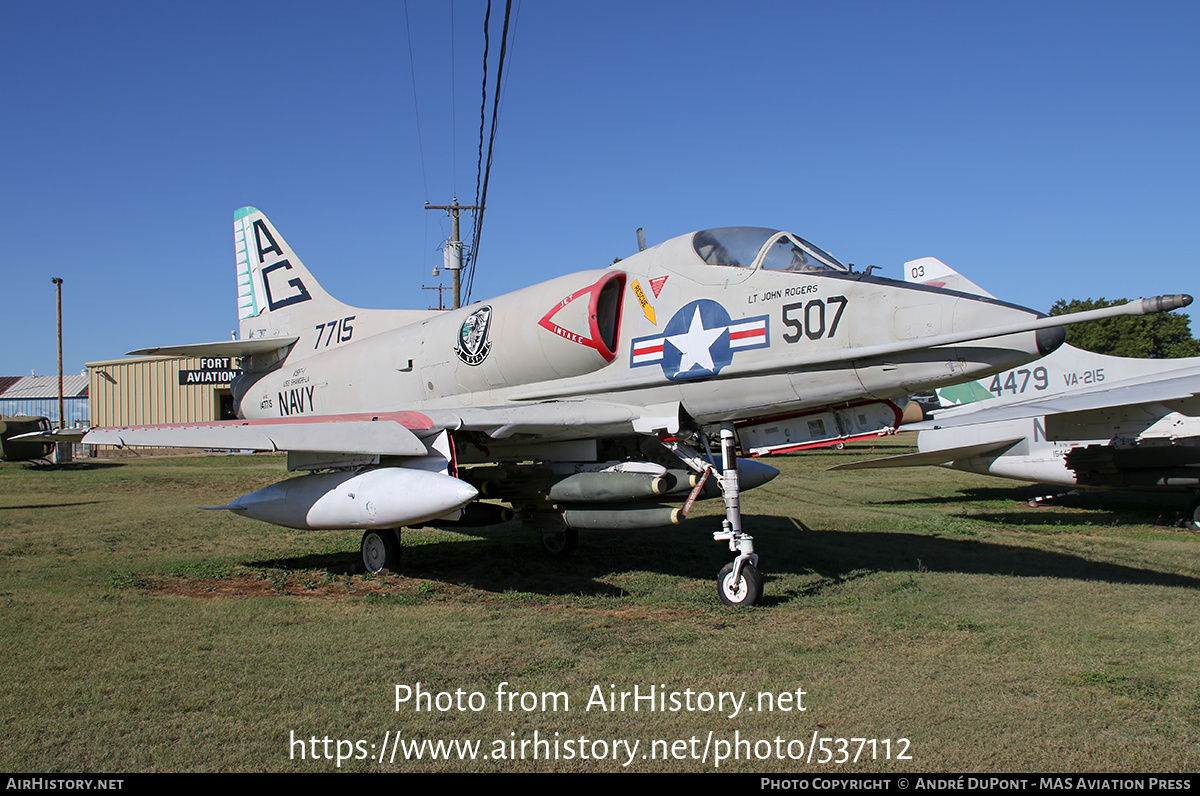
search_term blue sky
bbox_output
[2,0,1197,377]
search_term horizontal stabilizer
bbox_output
[829,438,1024,471]
[127,338,299,358]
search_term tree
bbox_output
[1049,297,1200,358]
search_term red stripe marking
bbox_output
[101,411,436,432]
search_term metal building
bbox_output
[87,355,239,429]
[0,374,89,428]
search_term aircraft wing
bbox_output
[829,438,1024,471]
[82,412,434,455]
[910,371,1200,431]
[75,400,665,455]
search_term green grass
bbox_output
[2,440,1199,772]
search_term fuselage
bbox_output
[233,227,1060,440]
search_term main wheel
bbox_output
[361,529,401,573]
[1185,494,1200,531]
[717,561,762,606]
[540,527,579,556]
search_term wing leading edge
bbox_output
[78,400,674,456]
[83,412,434,456]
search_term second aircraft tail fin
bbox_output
[904,257,995,298]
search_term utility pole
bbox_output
[421,285,452,310]
[51,276,71,463]
[425,198,483,309]
[51,277,63,430]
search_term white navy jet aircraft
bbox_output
[64,208,1193,605]
[837,343,1200,528]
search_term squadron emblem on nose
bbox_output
[456,306,493,366]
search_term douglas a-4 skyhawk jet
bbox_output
[835,343,1200,528]
[57,209,1193,605]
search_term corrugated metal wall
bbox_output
[0,374,90,427]
[88,357,224,427]
[0,397,88,427]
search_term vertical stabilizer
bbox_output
[234,207,354,341]
[904,257,995,298]
[233,207,437,351]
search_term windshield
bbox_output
[692,228,847,272]
[759,235,847,273]
[692,228,778,268]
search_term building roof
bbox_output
[0,374,89,399]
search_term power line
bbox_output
[497,1,522,129]
[450,0,457,192]
[403,0,430,200]
[471,0,491,235]
[465,0,514,304]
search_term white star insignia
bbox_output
[665,307,726,373]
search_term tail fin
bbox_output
[233,207,435,354]
[904,256,995,298]
[234,207,353,341]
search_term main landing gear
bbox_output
[361,528,402,573]
[540,526,579,556]
[661,424,763,607]
[1184,493,1200,531]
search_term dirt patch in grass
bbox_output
[144,570,477,602]
[144,572,711,621]
[577,605,699,620]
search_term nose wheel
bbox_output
[660,423,764,606]
[717,560,762,606]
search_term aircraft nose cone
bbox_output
[1036,325,1066,356]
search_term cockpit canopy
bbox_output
[692,227,848,273]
